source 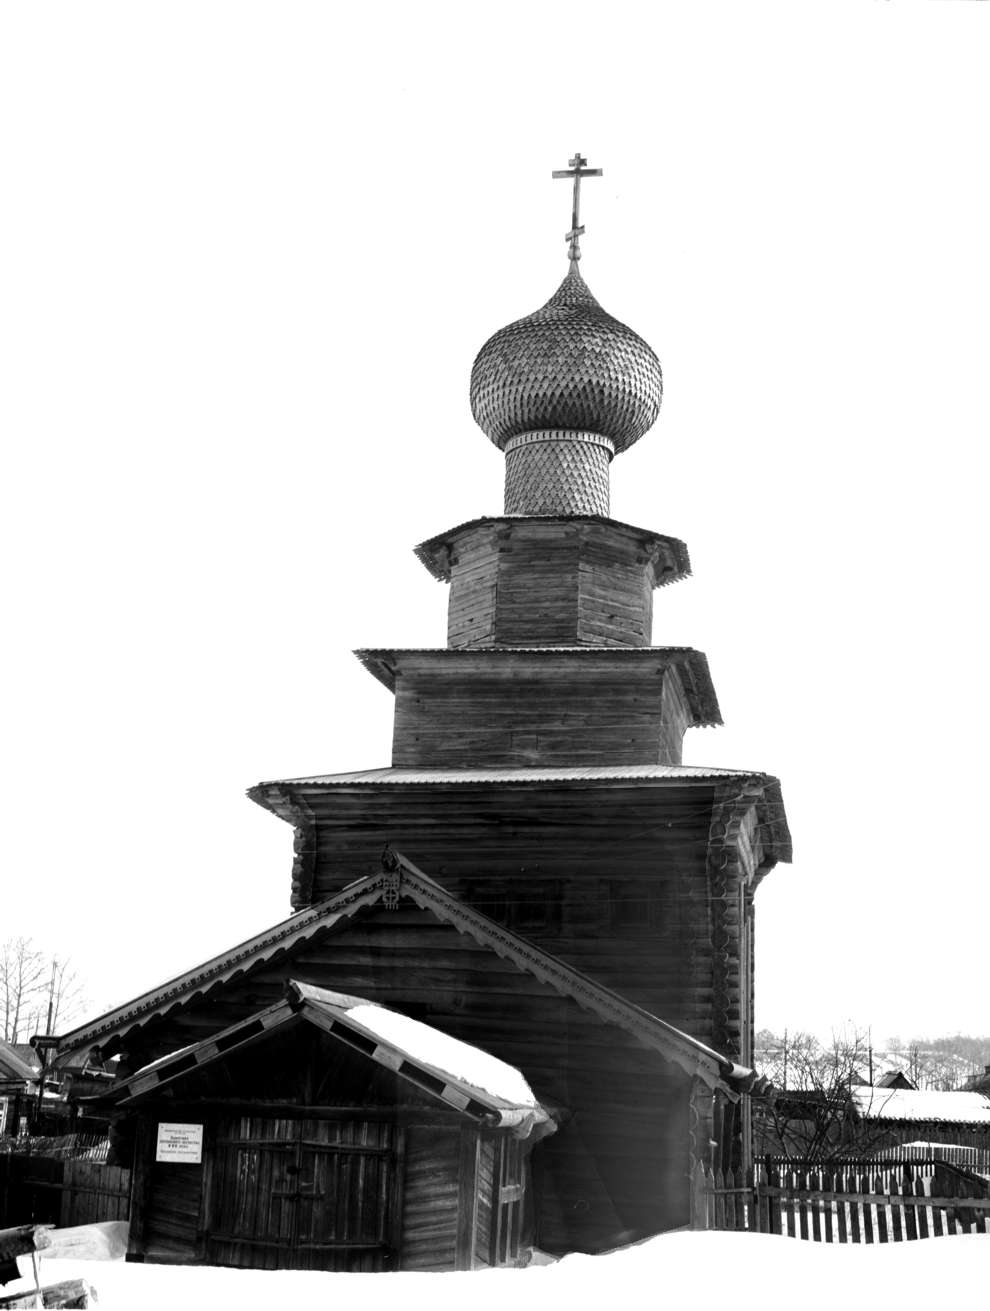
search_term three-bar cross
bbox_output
[552,153,603,261]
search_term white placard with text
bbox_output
[155,1122,204,1163]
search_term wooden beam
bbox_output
[454,1126,480,1271]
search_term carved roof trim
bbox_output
[103,981,551,1130]
[56,852,745,1091]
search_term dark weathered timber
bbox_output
[354,648,719,769]
[116,1019,541,1271]
[98,915,696,1257]
[413,519,689,650]
[454,1128,480,1271]
[288,782,756,1052]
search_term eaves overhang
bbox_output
[414,515,691,589]
[56,851,746,1094]
[353,646,723,728]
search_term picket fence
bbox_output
[872,1143,990,1173]
[693,1160,990,1241]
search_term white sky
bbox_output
[1,3,988,1049]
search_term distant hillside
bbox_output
[755,1029,990,1091]
[883,1034,990,1089]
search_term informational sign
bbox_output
[156,1121,204,1164]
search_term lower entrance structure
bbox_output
[100,981,549,1271]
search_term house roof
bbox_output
[875,1070,916,1090]
[0,1039,39,1083]
[850,1087,990,1124]
[57,850,747,1093]
[107,981,550,1134]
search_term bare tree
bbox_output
[1,938,87,1042]
[1,937,47,1043]
[753,1027,888,1162]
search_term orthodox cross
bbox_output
[552,153,603,261]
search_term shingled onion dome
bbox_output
[470,260,663,517]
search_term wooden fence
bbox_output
[0,1145,130,1229]
[872,1143,990,1173]
[693,1160,990,1241]
[0,1135,110,1162]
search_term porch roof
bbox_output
[107,980,550,1133]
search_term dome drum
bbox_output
[504,431,613,516]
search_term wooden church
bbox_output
[56,156,791,1271]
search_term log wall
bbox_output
[422,518,690,650]
[118,907,697,1254]
[389,657,690,767]
[443,520,658,650]
[297,782,731,1044]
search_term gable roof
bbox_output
[875,1070,916,1090]
[850,1087,990,1124]
[57,851,746,1093]
[106,981,551,1135]
[0,1038,39,1083]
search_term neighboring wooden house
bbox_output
[54,161,791,1266]
[962,1064,990,1094]
[875,1070,917,1091]
[0,1043,38,1137]
[849,1087,990,1155]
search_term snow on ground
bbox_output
[6,1231,987,1311]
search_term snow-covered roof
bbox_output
[295,982,538,1109]
[851,1087,990,1123]
[111,981,550,1134]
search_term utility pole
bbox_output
[782,1028,788,1092]
[45,959,56,1035]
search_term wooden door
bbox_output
[207,1118,401,1271]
